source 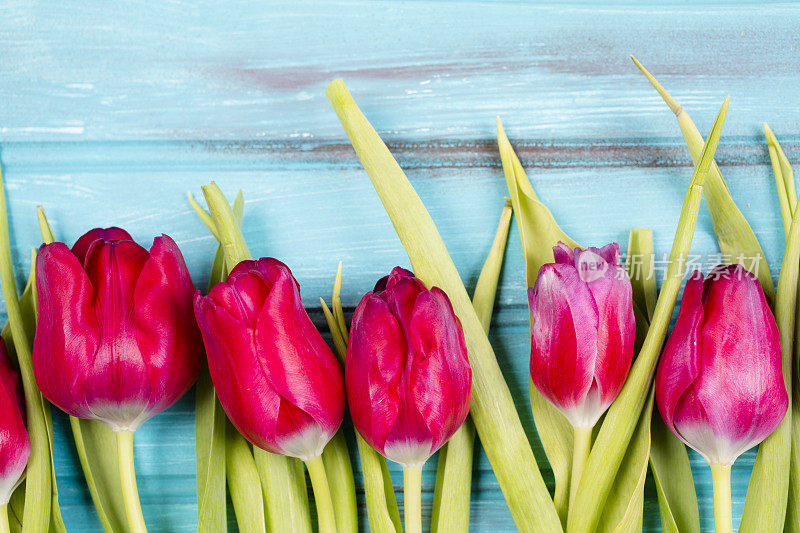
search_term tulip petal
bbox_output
[133,235,203,426]
[586,262,635,410]
[684,265,786,463]
[194,293,285,454]
[71,227,133,265]
[552,242,574,265]
[405,287,471,456]
[597,242,621,266]
[33,242,99,419]
[655,271,705,438]
[529,263,598,426]
[81,239,152,429]
[346,293,405,455]
[382,277,426,333]
[374,266,415,293]
[254,265,345,455]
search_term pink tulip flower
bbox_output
[33,227,203,431]
[194,257,345,460]
[346,267,472,465]
[346,267,472,533]
[528,242,635,428]
[655,265,786,465]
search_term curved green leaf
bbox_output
[432,199,512,533]
[327,79,561,532]
[631,56,774,301]
[321,431,358,533]
[0,167,52,532]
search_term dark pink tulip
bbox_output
[655,265,786,465]
[528,242,635,428]
[33,227,203,432]
[0,339,29,504]
[194,258,344,460]
[346,267,472,467]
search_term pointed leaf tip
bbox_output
[691,97,729,189]
[630,56,682,116]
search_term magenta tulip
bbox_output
[193,257,345,460]
[33,227,203,431]
[528,241,635,508]
[346,267,471,533]
[655,265,785,532]
[347,267,472,466]
[0,339,29,507]
[528,242,635,428]
[655,265,786,465]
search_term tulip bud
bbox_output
[655,265,787,466]
[528,242,635,429]
[0,339,29,505]
[193,257,345,460]
[33,227,203,432]
[346,267,472,468]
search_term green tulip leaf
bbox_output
[253,450,311,533]
[631,56,774,301]
[326,79,562,532]
[597,390,653,533]
[0,167,53,532]
[227,428,266,533]
[767,130,800,533]
[321,431,357,533]
[496,121,577,526]
[649,410,700,533]
[624,228,700,533]
[432,199,512,533]
[195,196,243,533]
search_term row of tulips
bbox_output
[0,56,797,533]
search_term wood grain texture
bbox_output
[0,1,798,531]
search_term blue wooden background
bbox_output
[1,1,799,531]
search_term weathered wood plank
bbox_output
[1,2,799,141]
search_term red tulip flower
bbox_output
[529,242,635,426]
[656,265,785,465]
[194,257,345,533]
[0,339,29,507]
[346,267,471,533]
[33,228,203,431]
[33,227,202,533]
[528,242,635,505]
[193,258,345,459]
[655,265,785,532]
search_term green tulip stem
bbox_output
[710,463,733,533]
[569,426,592,510]
[403,464,423,533]
[305,455,337,533]
[0,503,10,533]
[116,431,148,533]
